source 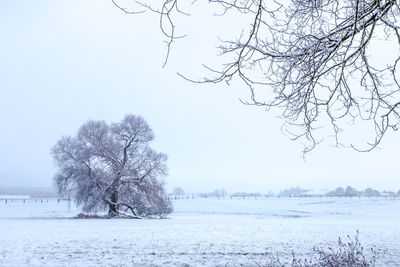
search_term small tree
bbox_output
[363,187,380,197]
[172,187,185,196]
[345,186,359,197]
[327,187,345,197]
[51,114,172,217]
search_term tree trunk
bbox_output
[108,190,118,216]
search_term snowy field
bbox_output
[0,197,399,266]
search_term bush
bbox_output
[75,213,104,219]
[261,232,377,267]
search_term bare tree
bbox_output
[52,114,172,217]
[113,0,400,152]
[172,187,185,196]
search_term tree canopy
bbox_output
[52,114,172,217]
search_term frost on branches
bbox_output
[51,114,172,218]
[114,0,400,152]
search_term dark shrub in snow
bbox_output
[262,232,377,267]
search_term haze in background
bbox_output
[0,0,399,193]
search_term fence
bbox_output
[0,197,71,205]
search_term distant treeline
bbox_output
[170,186,400,198]
[170,188,270,198]
[326,186,400,197]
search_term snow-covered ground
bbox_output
[0,197,399,266]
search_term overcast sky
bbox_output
[0,0,399,194]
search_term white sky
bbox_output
[0,0,399,194]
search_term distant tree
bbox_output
[113,0,400,152]
[327,187,345,197]
[51,114,172,217]
[172,187,185,196]
[218,188,227,197]
[345,186,359,197]
[209,189,227,197]
[328,186,362,197]
[198,189,228,198]
[363,187,380,197]
[278,187,308,197]
[336,187,346,196]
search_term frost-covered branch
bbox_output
[113,0,400,152]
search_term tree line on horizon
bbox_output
[171,186,400,198]
[326,186,400,197]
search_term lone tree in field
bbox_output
[113,0,400,152]
[52,114,172,217]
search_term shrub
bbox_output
[75,213,104,219]
[261,232,377,267]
